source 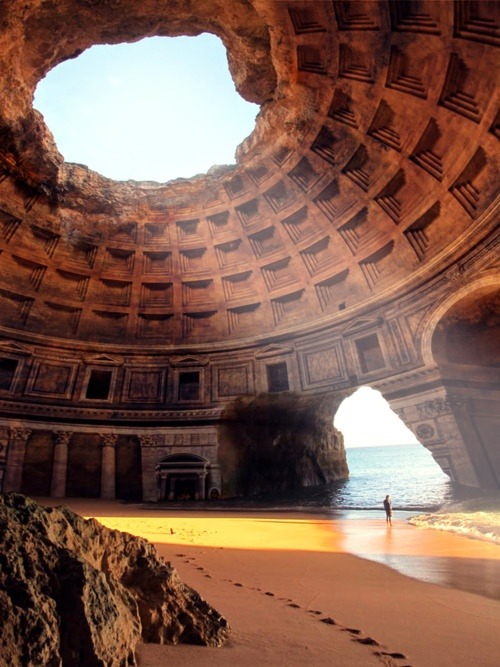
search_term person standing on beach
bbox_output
[383,494,393,525]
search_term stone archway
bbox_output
[429,285,500,488]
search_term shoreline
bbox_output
[35,497,500,666]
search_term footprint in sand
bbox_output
[320,617,336,625]
[234,582,243,587]
[264,591,275,597]
[287,603,301,609]
[355,636,380,646]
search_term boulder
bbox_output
[0,493,229,666]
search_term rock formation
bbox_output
[219,393,349,497]
[0,494,229,666]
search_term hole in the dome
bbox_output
[33,34,260,183]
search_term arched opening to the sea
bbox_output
[334,387,453,513]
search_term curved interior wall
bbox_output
[0,0,498,499]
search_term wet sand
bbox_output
[38,499,500,667]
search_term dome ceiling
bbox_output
[0,0,498,349]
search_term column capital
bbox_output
[8,427,32,442]
[100,433,118,448]
[52,431,73,446]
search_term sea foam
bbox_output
[409,497,500,545]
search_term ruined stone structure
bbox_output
[0,1,498,500]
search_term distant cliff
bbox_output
[0,494,229,666]
[219,392,349,497]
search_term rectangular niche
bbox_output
[30,225,60,257]
[66,241,98,268]
[214,239,245,268]
[287,158,320,192]
[207,211,230,236]
[177,370,201,401]
[182,310,217,337]
[43,302,82,335]
[337,207,384,254]
[182,280,214,307]
[176,219,202,243]
[314,269,349,311]
[246,165,271,185]
[137,313,174,339]
[281,206,316,244]
[103,248,135,273]
[224,174,248,199]
[143,251,173,275]
[222,271,255,301]
[92,310,128,338]
[0,209,22,243]
[108,222,137,243]
[300,236,337,276]
[248,226,284,258]
[144,222,170,245]
[84,369,114,401]
[123,367,167,403]
[140,282,173,307]
[271,289,306,325]
[215,365,251,399]
[97,279,131,306]
[55,270,90,301]
[354,333,387,374]
[0,288,33,324]
[0,357,19,392]
[235,199,263,227]
[11,255,47,291]
[227,303,261,333]
[26,359,77,398]
[180,247,208,273]
[266,362,290,393]
[261,258,298,292]
[263,181,295,213]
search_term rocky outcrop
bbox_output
[219,393,349,497]
[0,494,229,666]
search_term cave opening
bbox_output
[33,33,260,182]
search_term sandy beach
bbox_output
[37,499,500,667]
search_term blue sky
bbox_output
[34,34,259,182]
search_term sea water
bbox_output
[243,444,454,512]
[239,443,500,544]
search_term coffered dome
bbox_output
[0,0,497,350]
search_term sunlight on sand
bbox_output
[83,514,342,552]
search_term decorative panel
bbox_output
[123,368,167,403]
[26,359,77,397]
[215,364,251,399]
[299,343,347,388]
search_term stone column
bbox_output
[3,427,32,493]
[198,471,207,500]
[100,433,118,499]
[50,431,73,498]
